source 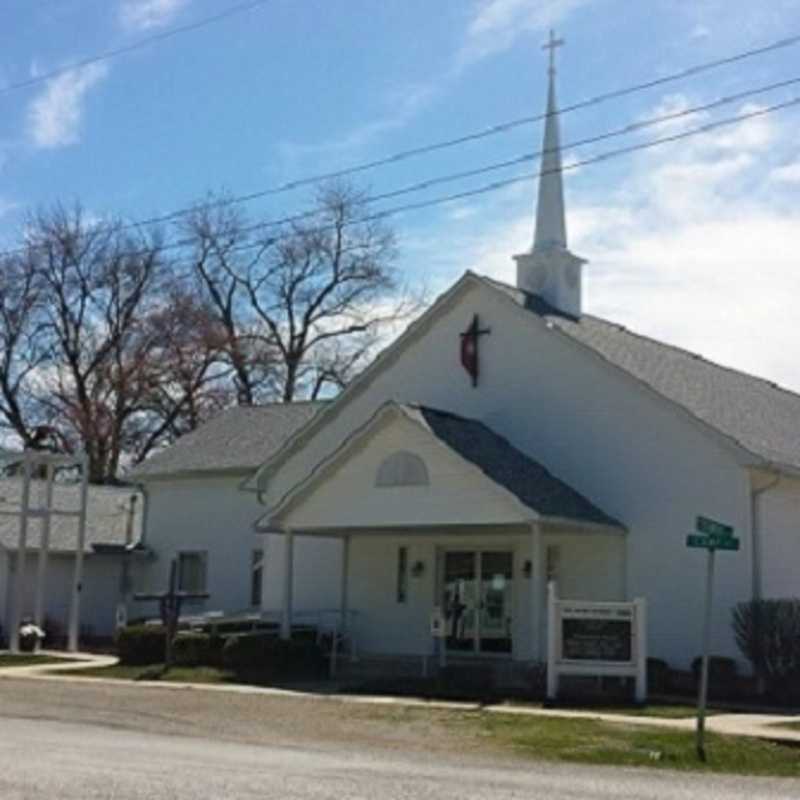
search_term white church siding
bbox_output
[3,552,122,638]
[344,529,625,662]
[759,475,800,600]
[0,547,9,642]
[278,412,530,530]
[135,477,341,618]
[259,279,755,669]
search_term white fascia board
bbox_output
[243,272,484,498]
[257,400,539,531]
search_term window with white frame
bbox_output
[177,551,208,594]
[376,451,429,487]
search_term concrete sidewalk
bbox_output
[2,652,800,745]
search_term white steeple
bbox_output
[514,30,586,317]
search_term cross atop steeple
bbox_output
[542,29,564,76]
[512,28,587,317]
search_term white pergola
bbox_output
[0,450,89,653]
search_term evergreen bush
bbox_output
[115,625,167,665]
[221,633,326,681]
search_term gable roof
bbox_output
[402,404,622,527]
[481,275,800,472]
[264,400,622,530]
[0,479,141,554]
[129,402,329,480]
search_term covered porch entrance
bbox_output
[254,401,626,681]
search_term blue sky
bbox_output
[2,0,800,390]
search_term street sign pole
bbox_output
[696,546,716,762]
[686,515,739,763]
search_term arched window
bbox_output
[375,451,429,487]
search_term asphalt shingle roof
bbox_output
[483,276,800,472]
[402,404,621,527]
[0,480,141,553]
[129,402,329,480]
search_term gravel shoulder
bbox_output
[0,675,498,762]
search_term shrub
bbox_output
[173,632,213,667]
[647,658,670,694]
[732,598,800,699]
[221,633,326,681]
[690,655,738,688]
[116,625,166,665]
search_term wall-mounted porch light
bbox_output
[411,560,425,578]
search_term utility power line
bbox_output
[22,94,791,275]
[194,96,800,253]
[93,31,800,231]
[3,69,798,266]
[230,75,800,237]
[0,0,272,97]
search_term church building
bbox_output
[130,37,800,678]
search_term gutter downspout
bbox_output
[750,470,781,605]
[749,469,781,694]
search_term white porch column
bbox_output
[280,529,294,640]
[340,535,350,633]
[257,533,270,614]
[34,462,55,629]
[67,453,89,653]
[529,522,544,661]
[9,453,32,654]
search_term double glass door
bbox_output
[442,550,513,655]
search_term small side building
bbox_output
[0,479,141,644]
[127,402,342,623]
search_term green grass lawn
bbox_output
[41,661,800,776]
[465,713,800,776]
[773,721,800,732]
[0,654,75,668]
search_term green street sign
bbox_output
[686,533,740,551]
[696,516,734,539]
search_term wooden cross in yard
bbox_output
[134,558,209,667]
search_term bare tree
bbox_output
[17,205,169,480]
[0,185,421,481]
[0,253,49,448]
[124,282,234,465]
[187,183,417,402]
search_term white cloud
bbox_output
[459,0,591,66]
[27,63,109,149]
[277,82,438,163]
[119,0,188,31]
[689,24,711,40]
[418,97,800,393]
[770,161,800,184]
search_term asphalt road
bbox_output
[0,677,798,799]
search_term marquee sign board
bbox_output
[562,618,632,662]
[547,584,647,703]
